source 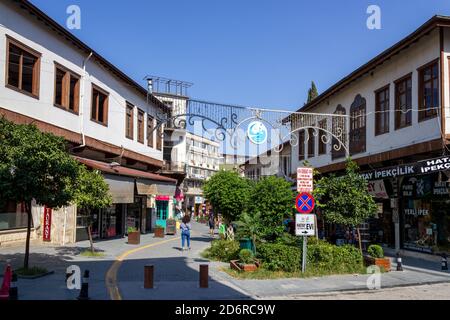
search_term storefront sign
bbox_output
[433,182,450,196]
[195,196,203,204]
[43,206,52,242]
[361,156,450,181]
[404,208,429,216]
[367,180,389,199]
[156,195,170,201]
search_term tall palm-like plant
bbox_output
[236,211,263,255]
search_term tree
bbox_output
[248,176,294,241]
[306,81,318,104]
[313,159,377,253]
[73,165,112,253]
[203,170,251,223]
[0,117,79,269]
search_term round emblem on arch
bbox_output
[247,121,268,145]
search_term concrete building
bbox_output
[184,132,220,214]
[0,0,177,246]
[288,16,450,254]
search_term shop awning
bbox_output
[103,174,135,204]
[73,156,177,202]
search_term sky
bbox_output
[30,0,450,111]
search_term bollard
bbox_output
[77,270,90,300]
[396,252,403,271]
[199,264,208,288]
[144,265,154,289]
[9,272,18,300]
[442,254,448,271]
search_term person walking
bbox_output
[208,213,215,237]
[180,215,192,251]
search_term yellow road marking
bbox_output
[105,236,181,300]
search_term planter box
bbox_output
[364,255,391,272]
[127,231,140,245]
[230,260,260,272]
[154,228,165,238]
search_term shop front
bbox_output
[400,173,450,253]
[362,155,450,254]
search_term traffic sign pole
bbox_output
[302,236,307,273]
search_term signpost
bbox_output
[295,214,315,273]
[296,167,315,273]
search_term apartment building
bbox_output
[0,0,177,245]
[184,132,220,214]
[289,16,450,254]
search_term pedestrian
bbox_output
[208,213,215,237]
[180,215,192,251]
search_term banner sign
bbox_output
[361,156,450,181]
[43,206,52,242]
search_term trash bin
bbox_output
[239,238,255,253]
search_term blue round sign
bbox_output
[295,192,315,214]
[247,121,267,145]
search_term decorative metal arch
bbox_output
[148,98,350,155]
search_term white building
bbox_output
[184,132,220,214]
[0,0,177,246]
[289,16,450,254]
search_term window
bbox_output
[332,105,347,159]
[298,130,305,161]
[350,95,366,155]
[156,121,163,151]
[318,119,327,155]
[147,115,154,148]
[6,37,41,98]
[125,103,134,139]
[418,60,439,120]
[0,201,30,231]
[375,85,390,135]
[395,74,412,129]
[137,109,145,144]
[54,64,80,113]
[91,85,109,125]
[307,128,315,158]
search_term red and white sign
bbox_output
[297,167,313,193]
[367,180,389,199]
[43,206,52,242]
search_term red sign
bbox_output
[295,192,315,214]
[156,195,170,201]
[43,206,52,242]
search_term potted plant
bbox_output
[364,244,391,272]
[154,224,165,238]
[230,249,260,272]
[127,227,140,245]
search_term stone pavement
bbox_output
[0,221,449,300]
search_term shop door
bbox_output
[156,201,169,228]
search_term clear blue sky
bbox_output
[30,0,450,111]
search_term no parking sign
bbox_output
[295,192,315,214]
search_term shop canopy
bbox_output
[74,156,177,203]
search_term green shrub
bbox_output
[239,249,254,264]
[127,227,137,233]
[274,233,300,247]
[257,243,301,272]
[204,240,240,262]
[367,244,384,258]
